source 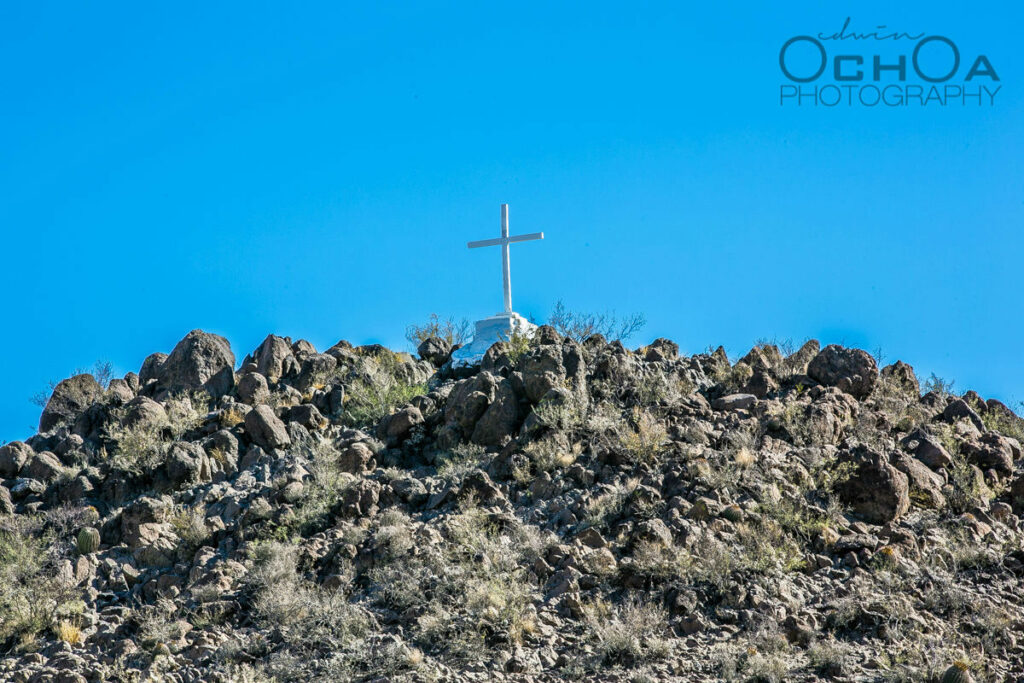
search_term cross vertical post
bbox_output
[466,204,544,315]
[501,204,512,314]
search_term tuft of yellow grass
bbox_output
[56,620,82,646]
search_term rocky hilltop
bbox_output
[2,328,1023,682]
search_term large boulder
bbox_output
[158,330,235,398]
[941,399,986,432]
[0,441,33,478]
[418,336,453,367]
[961,433,1017,475]
[880,361,920,396]
[237,372,271,406]
[472,379,522,448]
[39,374,103,432]
[379,406,424,445]
[121,396,169,430]
[165,441,211,486]
[836,447,910,524]
[519,346,566,404]
[244,405,291,451]
[783,339,820,375]
[807,345,878,400]
[25,451,64,482]
[892,452,946,509]
[901,428,953,470]
[139,353,168,384]
[253,335,298,384]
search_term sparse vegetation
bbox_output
[548,299,646,342]
[405,313,471,348]
[344,352,427,426]
[8,328,1024,681]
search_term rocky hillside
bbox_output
[2,328,1024,682]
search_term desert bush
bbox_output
[532,390,588,433]
[585,597,670,667]
[405,313,471,348]
[244,541,376,680]
[618,409,667,466]
[366,504,546,665]
[584,478,640,530]
[104,420,167,475]
[436,442,488,481]
[548,300,646,342]
[344,354,427,426]
[275,440,355,537]
[524,437,580,473]
[169,504,211,552]
[0,517,80,645]
[924,373,956,397]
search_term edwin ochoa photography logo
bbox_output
[779,17,1001,107]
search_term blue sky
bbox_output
[0,2,1020,441]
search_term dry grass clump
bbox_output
[619,408,667,466]
[367,502,547,665]
[244,541,380,680]
[55,619,83,646]
[436,442,488,481]
[524,437,580,473]
[584,597,670,667]
[274,440,356,538]
[169,504,211,552]
[584,477,640,530]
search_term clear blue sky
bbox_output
[1,2,1020,441]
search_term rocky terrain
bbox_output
[2,327,1024,682]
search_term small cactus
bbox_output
[77,526,101,555]
[941,661,974,683]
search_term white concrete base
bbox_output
[450,312,537,367]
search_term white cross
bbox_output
[467,204,544,314]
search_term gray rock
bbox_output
[941,398,986,432]
[712,394,757,411]
[158,330,236,398]
[901,428,953,470]
[837,447,910,524]
[0,441,33,477]
[139,353,168,384]
[25,451,63,481]
[40,374,103,432]
[961,432,1015,475]
[165,441,210,486]
[418,336,453,367]
[253,334,298,384]
[338,442,375,474]
[244,405,291,450]
[122,396,168,430]
[472,379,521,448]
[881,360,920,396]
[237,372,270,406]
[808,345,878,400]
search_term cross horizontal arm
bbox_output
[467,232,544,249]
